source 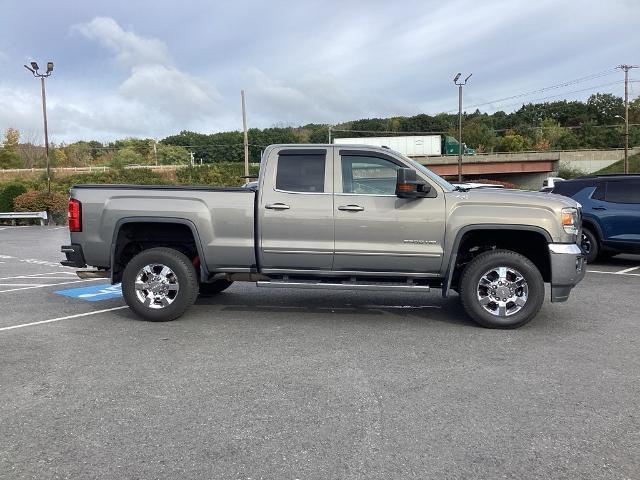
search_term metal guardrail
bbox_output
[0,211,48,226]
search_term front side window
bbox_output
[341,155,400,195]
[275,153,325,193]
[605,180,640,204]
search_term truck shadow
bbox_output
[195,287,476,328]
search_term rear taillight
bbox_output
[68,198,82,232]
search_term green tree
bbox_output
[3,127,20,147]
[587,93,624,124]
[156,144,190,164]
[461,118,497,152]
[0,148,21,168]
[495,130,529,152]
[110,147,144,169]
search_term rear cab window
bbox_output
[275,151,326,193]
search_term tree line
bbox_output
[2,92,639,169]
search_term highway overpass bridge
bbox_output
[413,148,639,189]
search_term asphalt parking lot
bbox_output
[1,226,639,479]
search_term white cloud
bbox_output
[9,16,227,142]
[73,17,170,68]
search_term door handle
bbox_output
[592,206,607,211]
[265,203,290,210]
[338,204,365,212]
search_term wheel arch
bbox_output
[442,225,552,297]
[110,217,209,284]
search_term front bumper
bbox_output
[61,244,87,268]
[548,243,586,302]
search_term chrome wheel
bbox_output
[581,233,591,255]
[134,263,180,309]
[476,266,528,317]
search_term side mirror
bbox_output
[396,168,431,198]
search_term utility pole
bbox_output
[453,73,472,182]
[617,64,638,174]
[328,125,332,144]
[153,139,158,166]
[24,61,54,194]
[241,90,249,177]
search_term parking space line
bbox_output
[615,266,640,274]
[587,270,640,277]
[0,272,77,280]
[0,283,47,287]
[0,278,102,294]
[0,306,128,332]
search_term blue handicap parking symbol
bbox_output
[55,283,123,302]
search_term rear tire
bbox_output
[460,249,544,329]
[122,247,198,322]
[199,279,233,296]
[581,228,599,263]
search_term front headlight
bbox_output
[561,207,579,235]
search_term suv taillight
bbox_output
[68,198,82,232]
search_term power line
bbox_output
[482,80,624,112]
[451,68,619,113]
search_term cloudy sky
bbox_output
[0,0,638,143]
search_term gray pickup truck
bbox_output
[61,144,585,328]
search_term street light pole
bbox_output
[617,64,638,174]
[24,61,54,194]
[453,73,472,182]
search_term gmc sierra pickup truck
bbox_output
[61,144,585,328]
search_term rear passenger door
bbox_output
[258,147,334,271]
[598,179,640,245]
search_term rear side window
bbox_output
[276,153,325,193]
[605,180,640,204]
[553,181,592,197]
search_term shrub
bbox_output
[176,163,260,187]
[13,190,68,224]
[558,163,587,179]
[0,182,27,211]
[51,168,170,194]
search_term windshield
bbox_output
[404,157,455,191]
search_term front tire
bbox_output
[122,247,198,322]
[460,249,544,329]
[581,228,599,263]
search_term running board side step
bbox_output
[256,280,429,293]
[76,270,110,279]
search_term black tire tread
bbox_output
[459,249,544,329]
[122,247,198,322]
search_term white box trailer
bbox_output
[334,135,442,156]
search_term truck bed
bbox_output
[70,184,257,273]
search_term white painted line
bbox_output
[587,270,640,277]
[0,272,77,280]
[48,226,67,230]
[0,306,129,332]
[615,266,640,274]
[0,278,101,294]
[0,283,47,287]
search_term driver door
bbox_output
[333,150,445,273]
